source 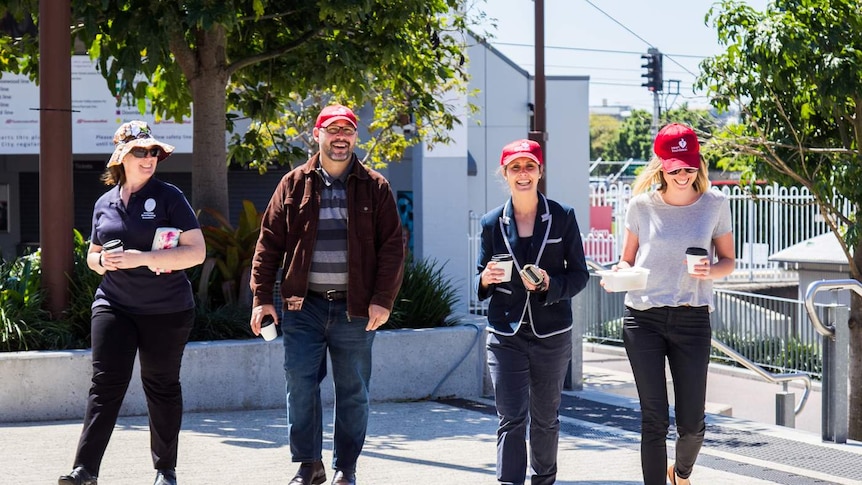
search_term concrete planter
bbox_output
[0,318,486,423]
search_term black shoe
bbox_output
[331,470,356,485]
[154,469,177,485]
[289,461,326,485]
[58,466,98,485]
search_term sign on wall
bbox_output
[0,56,193,155]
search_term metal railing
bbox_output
[804,279,862,444]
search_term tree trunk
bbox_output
[189,75,229,222]
[848,237,862,439]
[172,25,230,224]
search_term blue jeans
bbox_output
[487,326,572,485]
[623,306,711,485]
[282,294,374,473]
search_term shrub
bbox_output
[197,200,262,307]
[384,255,459,330]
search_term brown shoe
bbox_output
[667,465,691,485]
[289,461,326,485]
[331,470,356,485]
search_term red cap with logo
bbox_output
[315,104,358,129]
[654,123,700,172]
[500,139,543,166]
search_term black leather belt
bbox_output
[311,289,347,301]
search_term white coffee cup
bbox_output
[491,254,514,282]
[260,315,278,341]
[685,247,708,274]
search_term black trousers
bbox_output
[487,326,572,485]
[623,306,711,485]
[72,305,194,474]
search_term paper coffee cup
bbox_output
[102,239,124,253]
[260,316,278,341]
[685,247,708,274]
[491,254,513,282]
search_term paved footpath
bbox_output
[4,389,861,484]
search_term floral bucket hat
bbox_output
[107,120,176,167]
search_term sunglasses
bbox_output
[323,125,356,136]
[666,168,699,175]
[130,147,162,158]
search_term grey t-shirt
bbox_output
[623,189,732,311]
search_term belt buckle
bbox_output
[324,289,337,301]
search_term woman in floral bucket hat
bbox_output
[59,121,205,485]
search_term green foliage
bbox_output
[1,1,477,216]
[589,114,621,162]
[385,256,459,330]
[598,106,718,162]
[189,303,254,342]
[198,200,262,307]
[697,0,862,270]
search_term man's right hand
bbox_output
[250,304,278,336]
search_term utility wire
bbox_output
[493,42,707,59]
[581,0,699,78]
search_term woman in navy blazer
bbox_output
[476,139,590,485]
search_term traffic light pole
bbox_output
[640,47,663,138]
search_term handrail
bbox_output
[711,338,812,415]
[804,279,862,339]
[585,257,608,272]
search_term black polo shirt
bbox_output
[90,178,200,314]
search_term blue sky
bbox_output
[469,0,768,111]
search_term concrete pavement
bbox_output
[4,344,860,484]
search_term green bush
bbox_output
[384,255,458,330]
[0,227,462,351]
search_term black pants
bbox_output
[623,306,711,485]
[72,305,194,474]
[487,326,572,485]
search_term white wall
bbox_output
[545,76,591,229]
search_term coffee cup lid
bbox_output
[685,247,708,255]
[492,254,513,261]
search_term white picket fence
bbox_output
[583,182,851,281]
[468,183,852,311]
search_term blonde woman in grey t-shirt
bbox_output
[606,123,734,485]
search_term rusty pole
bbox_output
[39,1,73,317]
[528,0,547,195]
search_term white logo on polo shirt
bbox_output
[142,198,156,220]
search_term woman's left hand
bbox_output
[521,266,549,292]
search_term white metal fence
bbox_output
[468,182,853,312]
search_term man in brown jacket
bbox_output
[249,104,404,485]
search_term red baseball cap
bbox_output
[500,139,543,166]
[654,123,700,172]
[315,104,358,129]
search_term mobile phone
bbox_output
[520,264,543,286]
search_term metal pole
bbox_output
[39,0,73,318]
[529,0,548,195]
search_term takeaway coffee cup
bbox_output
[260,315,278,341]
[102,239,124,253]
[491,254,514,282]
[685,247,709,274]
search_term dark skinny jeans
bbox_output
[623,306,711,485]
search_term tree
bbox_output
[610,106,716,161]
[0,1,472,220]
[697,0,862,437]
[589,113,621,162]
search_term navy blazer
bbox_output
[475,194,589,337]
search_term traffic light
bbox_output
[641,49,663,92]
